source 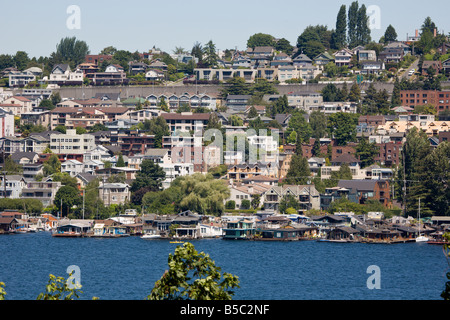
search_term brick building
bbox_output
[400,90,450,114]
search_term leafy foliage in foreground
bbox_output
[147,242,240,300]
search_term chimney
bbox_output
[415,29,418,38]
[434,28,437,37]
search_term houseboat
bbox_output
[52,220,93,237]
[222,219,256,240]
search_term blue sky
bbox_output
[2,0,449,57]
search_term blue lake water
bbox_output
[0,232,448,300]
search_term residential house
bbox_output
[129,62,149,75]
[161,112,210,134]
[99,183,131,206]
[148,60,168,71]
[292,54,313,67]
[226,182,270,209]
[357,50,377,62]
[0,137,22,155]
[49,64,83,85]
[314,52,335,67]
[61,159,84,177]
[8,70,37,87]
[1,96,35,115]
[360,61,385,75]
[85,54,113,66]
[379,47,404,64]
[0,175,27,198]
[421,60,443,75]
[443,58,450,74]
[22,163,44,180]
[21,181,62,207]
[227,162,278,180]
[262,184,320,212]
[337,179,391,206]
[105,64,125,73]
[0,108,15,138]
[20,135,50,154]
[92,71,128,85]
[334,48,353,67]
[10,151,39,165]
[145,69,165,81]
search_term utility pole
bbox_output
[82,188,85,220]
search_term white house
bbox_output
[145,69,165,81]
[105,64,124,73]
[61,159,84,177]
[8,70,37,87]
[49,64,83,85]
[0,175,27,199]
[0,108,15,138]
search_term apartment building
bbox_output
[49,129,96,155]
[400,90,450,114]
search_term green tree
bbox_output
[274,38,294,55]
[14,51,30,71]
[202,40,218,68]
[286,110,312,144]
[2,156,23,174]
[348,83,361,102]
[251,194,261,209]
[391,77,401,107]
[247,106,258,119]
[285,154,311,185]
[116,154,125,167]
[172,173,230,216]
[240,199,251,210]
[356,4,371,46]
[54,37,90,68]
[421,142,450,216]
[384,24,398,43]
[356,137,379,168]
[303,40,326,60]
[54,185,81,217]
[147,242,240,300]
[347,1,359,48]
[247,33,275,49]
[37,273,83,300]
[396,127,433,216]
[327,112,359,146]
[333,5,347,49]
[279,194,301,214]
[297,25,333,52]
[322,83,339,102]
[43,154,61,176]
[131,159,166,194]
[191,42,203,63]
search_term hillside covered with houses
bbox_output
[0,3,449,242]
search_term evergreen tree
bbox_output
[116,154,125,167]
[309,111,328,139]
[347,1,359,48]
[356,4,371,46]
[422,142,450,216]
[384,24,398,43]
[348,83,361,102]
[391,77,401,107]
[334,5,347,49]
[355,137,379,168]
[285,154,310,185]
[397,127,433,216]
